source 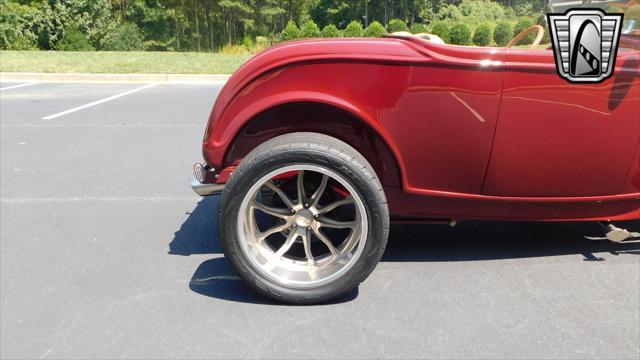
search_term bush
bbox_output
[321,24,340,37]
[410,23,428,34]
[363,21,385,37]
[102,23,145,51]
[513,17,536,44]
[343,20,363,37]
[493,21,513,46]
[449,23,471,45]
[56,25,94,51]
[241,35,255,49]
[4,35,38,50]
[473,23,492,46]
[429,21,450,43]
[387,19,409,33]
[300,19,320,38]
[280,20,300,41]
[219,43,252,55]
[254,36,271,50]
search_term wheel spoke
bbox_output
[265,180,295,209]
[297,170,306,205]
[312,228,339,257]
[257,223,290,242]
[251,199,290,219]
[302,228,315,266]
[316,196,354,215]
[275,229,298,257]
[317,216,357,229]
[309,174,328,207]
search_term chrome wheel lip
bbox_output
[237,164,368,289]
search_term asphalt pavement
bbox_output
[1,80,639,359]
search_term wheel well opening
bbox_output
[224,102,402,187]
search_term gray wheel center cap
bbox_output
[294,209,314,227]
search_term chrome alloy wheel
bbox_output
[237,164,368,288]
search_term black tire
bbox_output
[219,132,389,304]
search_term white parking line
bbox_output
[42,83,158,120]
[0,82,40,92]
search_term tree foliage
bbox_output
[410,23,428,34]
[459,0,504,20]
[429,21,449,43]
[321,24,340,37]
[280,20,300,41]
[493,21,512,46]
[472,23,492,46]
[56,24,94,51]
[103,23,145,51]
[343,20,363,37]
[363,21,385,37]
[513,17,536,44]
[1,0,560,51]
[300,19,320,38]
[386,19,409,33]
[449,23,471,45]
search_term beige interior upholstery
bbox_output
[391,31,446,45]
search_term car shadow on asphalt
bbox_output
[169,196,223,256]
[170,196,639,304]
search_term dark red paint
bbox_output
[202,36,640,221]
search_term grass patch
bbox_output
[0,51,253,74]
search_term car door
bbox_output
[483,41,639,197]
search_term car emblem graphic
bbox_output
[547,9,623,83]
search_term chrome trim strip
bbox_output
[190,176,225,196]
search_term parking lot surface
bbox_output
[1,81,639,359]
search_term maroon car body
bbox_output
[198,35,640,222]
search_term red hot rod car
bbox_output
[190,22,640,303]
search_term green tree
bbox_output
[321,24,340,37]
[219,0,252,44]
[300,19,320,38]
[387,18,409,33]
[343,20,363,37]
[0,0,40,50]
[410,23,428,34]
[493,21,512,46]
[363,21,385,37]
[280,19,300,41]
[35,0,116,50]
[449,23,471,45]
[472,23,492,46]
